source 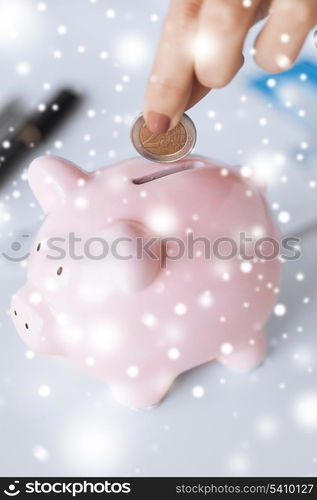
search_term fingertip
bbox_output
[146,111,170,135]
[254,47,294,74]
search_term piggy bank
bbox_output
[11,155,281,408]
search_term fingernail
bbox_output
[147,112,170,135]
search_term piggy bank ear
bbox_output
[101,220,161,292]
[28,156,89,212]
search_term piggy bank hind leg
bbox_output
[110,374,175,409]
[217,330,266,372]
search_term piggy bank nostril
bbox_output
[37,243,41,252]
[57,266,63,276]
[14,310,17,316]
[25,323,29,330]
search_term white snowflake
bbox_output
[38,384,51,397]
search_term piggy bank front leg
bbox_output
[217,330,266,372]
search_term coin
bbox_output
[131,113,196,163]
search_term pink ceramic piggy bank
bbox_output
[11,155,281,408]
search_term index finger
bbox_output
[143,0,203,134]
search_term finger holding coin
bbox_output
[143,0,317,138]
[131,113,196,163]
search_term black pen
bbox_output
[0,89,80,181]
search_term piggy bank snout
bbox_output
[11,287,58,354]
[12,293,42,334]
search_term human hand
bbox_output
[143,0,317,134]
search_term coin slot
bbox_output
[132,161,204,185]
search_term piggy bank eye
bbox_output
[57,266,63,276]
[37,243,41,252]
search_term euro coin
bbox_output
[131,113,196,163]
